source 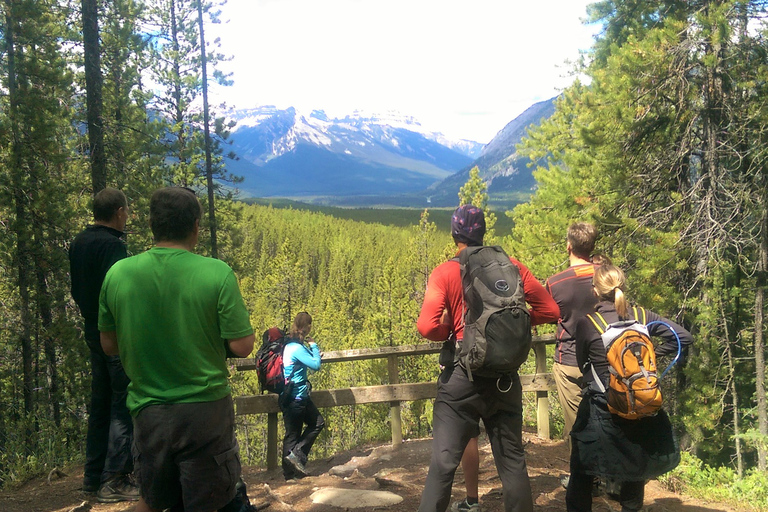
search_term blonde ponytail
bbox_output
[613,287,628,319]
[593,264,630,318]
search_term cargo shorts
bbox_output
[133,395,241,512]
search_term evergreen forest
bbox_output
[1,0,768,507]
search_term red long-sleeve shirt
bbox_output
[417,253,560,341]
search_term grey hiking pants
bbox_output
[417,364,532,512]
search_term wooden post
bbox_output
[388,355,403,447]
[533,342,550,439]
[267,412,279,470]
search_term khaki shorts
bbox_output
[133,395,241,512]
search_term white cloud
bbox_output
[207,0,600,143]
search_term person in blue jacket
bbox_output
[281,312,325,481]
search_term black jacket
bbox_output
[570,301,692,481]
[69,225,127,341]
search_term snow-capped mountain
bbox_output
[224,107,483,198]
[422,96,558,207]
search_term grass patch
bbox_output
[659,452,768,511]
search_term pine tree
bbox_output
[514,0,768,471]
[459,166,497,244]
[144,0,238,256]
[0,0,81,446]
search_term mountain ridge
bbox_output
[224,98,557,208]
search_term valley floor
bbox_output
[0,431,746,512]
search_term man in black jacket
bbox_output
[70,187,138,502]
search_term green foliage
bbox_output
[660,452,768,511]
[512,0,768,475]
[229,203,452,465]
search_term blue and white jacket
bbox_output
[282,338,322,400]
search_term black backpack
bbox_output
[255,327,288,394]
[457,246,532,383]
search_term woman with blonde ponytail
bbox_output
[591,264,628,319]
[566,264,694,512]
[280,312,325,481]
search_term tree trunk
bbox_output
[756,205,767,470]
[169,0,188,177]
[36,263,61,426]
[82,0,107,194]
[196,0,218,258]
[5,2,35,417]
[723,305,744,477]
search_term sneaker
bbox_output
[451,498,480,512]
[560,475,570,489]
[603,477,621,500]
[284,451,308,477]
[97,474,140,503]
[592,477,605,497]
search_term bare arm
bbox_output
[100,331,119,356]
[227,333,255,357]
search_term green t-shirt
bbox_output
[99,247,253,415]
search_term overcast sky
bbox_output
[208,0,601,144]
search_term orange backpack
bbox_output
[586,307,662,420]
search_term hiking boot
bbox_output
[451,498,480,512]
[96,474,140,503]
[284,451,308,477]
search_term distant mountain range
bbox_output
[423,97,557,207]
[225,98,557,208]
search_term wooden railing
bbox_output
[233,334,556,469]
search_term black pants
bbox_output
[417,364,532,512]
[281,397,325,479]
[566,395,647,512]
[84,337,133,488]
[566,470,644,512]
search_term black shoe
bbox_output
[82,480,99,494]
[451,498,480,511]
[219,479,258,512]
[284,451,308,477]
[97,474,140,503]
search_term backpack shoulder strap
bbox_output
[586,312,608,334]
[585,312,609,393]
[633,306,647,324]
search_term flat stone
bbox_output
[310,488,403,508]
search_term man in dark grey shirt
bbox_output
[69,187,138,502]
[545,222,599,490]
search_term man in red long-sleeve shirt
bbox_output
[416,205,559,512]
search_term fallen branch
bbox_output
[47,468,68,484]
[67,501,91,512]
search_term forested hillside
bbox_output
[1,1,767,509]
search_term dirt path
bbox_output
[0,433,746,512]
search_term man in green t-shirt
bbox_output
[99,187,255,512]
